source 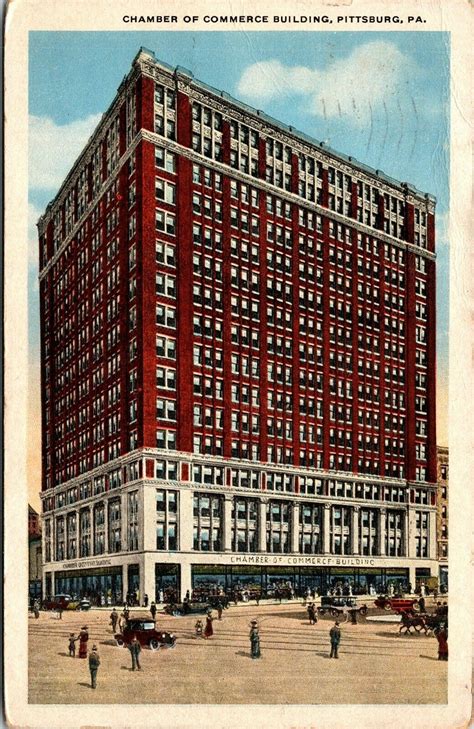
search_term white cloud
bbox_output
[435,210,449,248]
[29,113,102,192]
[236,42,416,127]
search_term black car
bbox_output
[115,618,177,650]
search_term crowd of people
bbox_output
[31,585,449,691]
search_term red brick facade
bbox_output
[38,49,437,501]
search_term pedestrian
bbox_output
[418,595,426,613]
[216,601,223,620]
[68,633,77,657]
[110,608,119,633]
[143,594,149,608]
[88,645,100,688]
[204,611,214,639]
[249,620,261,659]
[436,627,448,660]
[124,607,130,622]
[33,600,40,619]
[128,636,142,671]
[329,621,341,658]
[307,603,317,625]
[78,626,89,659]
[183,594,191,615]
[150,602,157,621]
[255,591,261,607]
[57,605,63,620]
[349,608,358,625]
[195,619,203,638]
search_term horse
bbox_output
[398,611,427,635]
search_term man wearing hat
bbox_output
[249,620,261,659]
[128,635,142,671]
[88,645,100,688]
[329,621,341,658]
[110,607,119,633]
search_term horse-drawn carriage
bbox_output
[398,611,446,635]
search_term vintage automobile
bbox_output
[163,601,210,617]
[374,595,419,613]
[42,594,90,611]
[76,598,92,611]
[115,618,177,650]
[317,596,368,616]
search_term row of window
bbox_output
[46,488,430,559]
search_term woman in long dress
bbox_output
[203,612,214,639]
[436,627,448,660]
[78,626,89,658]
[249,620,261,659]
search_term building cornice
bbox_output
[138,50,436,210]
[40,445,438,506]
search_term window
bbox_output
[193,493,223,551]
[155,146,176,173]
[156,398,176,421]
[155,210,176,235]
[155,178,176,204]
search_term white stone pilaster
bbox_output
[122,563,128,602]
[142,484,157,552]
[378,508,386,557]
[291,502,299,553]
[74,510,79,558]
[179,488,194,552]
[258,498,268,552]
[407,506,417,558]
[428,509,437,560]
[323,504,331,554]
[180,561,192,599]
[223,495,233,551]
[351,506,360,555]
[140,552,155,606]
[121,491,129,552]
[104,500,109,554]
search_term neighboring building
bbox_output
[38,48,438,602]
[436,446,448,588]
[29,504,41,537]
[29,505,42,600]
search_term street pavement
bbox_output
[28,601,447,704]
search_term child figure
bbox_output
[195,619,204,638]
[68,633,77,657]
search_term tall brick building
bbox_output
[38,48,438,602]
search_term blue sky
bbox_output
[27,31,450,504]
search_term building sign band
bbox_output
[230,555,377,567]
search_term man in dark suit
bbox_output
[329,621,341,658]
[128,636,142,670]
[88,645,100,688]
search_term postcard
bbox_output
[4,0,472,727]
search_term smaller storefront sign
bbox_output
[61,558,112,570]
